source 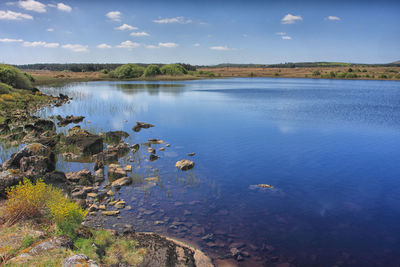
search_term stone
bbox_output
[124,165,132,172]
[56,115,85,127]
[148,138,164,144]
[102,210,120,216]
[159,147,165,151]
[99,205,106,210]
[131,143,140,153]
[149,154,159,161]
[114,200,126,209]
[147,147,156,154]
[188,152,196,156]
[111,177,132,188]
[63,254,99,267]
[106,190,115,196]
[87,192,98,198]
[132,121,154,132]
[64,126,103,156]
[108,164,127,180]
[145,176,160,182]
[100,130,129,143]
[65,170,93,185]
[175,159,195,171]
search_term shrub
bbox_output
[348,68,353,72]
[143,64,161,77]
[378,74,388,79]
[0,64,33,89]
[312,70,321,76]
[346,73,358,78]
[46,185,87,237]
[395,74,400,79]
[0,82,12,94]
[329,71,336,78]
[110,64,145,79]
[274,73,279,76]
[6,178,48,222]
[6,178,87,237]
[160,64,187,76]
[362,69,368,72]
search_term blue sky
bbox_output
[0,0,399,65]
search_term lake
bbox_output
[10,78,400,266]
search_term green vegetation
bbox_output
[0,64,33,89]
[110,64,145,79]
[378,74,388,79]
[0,82,13,94]
[160,64,187,76]
[144,64,161,77]
[312,70,321,76]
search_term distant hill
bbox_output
[391,60,400,64]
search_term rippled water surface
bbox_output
[17,78,400,266]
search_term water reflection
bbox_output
[115,83,185,96]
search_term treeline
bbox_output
[204,62,400,68]
[16,63,197,72]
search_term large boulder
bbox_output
[175,159,195,171]
[64,126,103,156]
[66,169,93,185]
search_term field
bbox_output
[198,66,400,80]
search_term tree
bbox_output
[144,65,161,77]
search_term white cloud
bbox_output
[282,36,292,40]
[0,38,23,42]
[44,42,59,48]
[158,42,178,48]
[57,3,71,12]
[153,16,192,24]
[130,31,150,37]
[0,10,33,20]
[193,43,200,47]
[97,43,112,49]
[116,40,140,49]
[281,13,303,24]
[145,45,159,49]
[22,41,59,47]
[106,11,121,22]
[18,0,46,13]
[47,28,54,32]
[326,16,341,21]
[210,46,231,51]
[115,24,137,31]
[276,32,286,35]
[62,44,88,52]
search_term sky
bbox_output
[0,0,399,65]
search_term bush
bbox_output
[6,178,87,236]
[312,70,321,76]
[0,64,33,89]
[110,64,145,79]
[0,82,12,94]
[143,64,161,77]
[348,68,353,72]
[329,71,336,78]
[160,64,187,76]
[378,74,388,79]
[104,239,145,266]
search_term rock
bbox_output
[56,115,85,127]
[65,170,93,185]
[99,205,106,210]
[148,138,164,144]
[149,154,159,161]
[124,165,132,172]
[100,131,129,144]
[257,184,274,189]
[33,119,56,132]
[28,236,73,255]
[132,121,154,132]
[175,159,195,171]
[147,147,156,154]
[0,123,10,135]
[64,126,103,156]
[201,234,214,242]
[114,200,126,209]
[108,164,127,180]
[94,168,104,182]
[159,147,166,151]
[89,204,99,211]
[106,190,115,196]
[131,143,140,152]
[71,189,87,199]
[188,152,196,156]
[111,177,132,188]
[0,169,23,198]
[230,242,246,249]
[145,176,160,182]
[63,254,98,267]
[87,192,98,198]
[102,210,120,216]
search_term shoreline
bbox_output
[27,66,400,87]
[0,87,213,266]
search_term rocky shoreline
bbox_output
[0,90,208,267]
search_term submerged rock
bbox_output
[149,154,159,161]
[148,138,164,144]
[111,177,132,188]
[108,164,127,180]
[175,159,195,171]
[100,130,129,144]
[56,115,85,127]
[132,121,155,132]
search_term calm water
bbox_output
[11,78,400,266]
